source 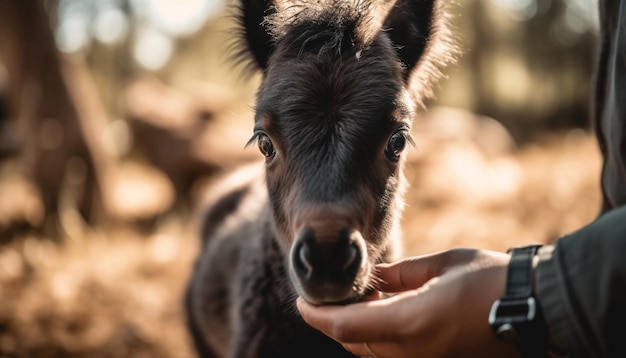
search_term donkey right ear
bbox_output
[241,0,275,70]
[381,0,453,99]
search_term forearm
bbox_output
[535,205,626,357]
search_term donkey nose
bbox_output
[291,227,362,296]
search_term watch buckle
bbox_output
[489,297,537,342]
[489,297,537,324]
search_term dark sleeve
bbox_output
[536,205,626,357]
[595,0,626,211]
[534,1,626,356]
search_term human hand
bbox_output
[296,249,523,357]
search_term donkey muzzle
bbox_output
[290,225,367,304]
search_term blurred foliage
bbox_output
[0,0,600,238]
[434,0,598,142]
[44,0,599,143]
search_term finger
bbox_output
[375,249,477,292]
[297,296,405,343]
[341,343,365,357]
[343,342,405,358]
[342,342,370,358]
[375,253,445,293]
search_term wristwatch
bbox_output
[489,245,549,357]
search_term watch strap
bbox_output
[504,245,541,299]
[489,244,549,357]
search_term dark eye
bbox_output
[257,134,276,159]
[385,130,408,162]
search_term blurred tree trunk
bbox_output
[468,0,594,142]
[0,0,107,237]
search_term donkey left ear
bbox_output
[241,0,276,70]
[382,0,438,81]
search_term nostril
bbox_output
[292,235,315,280]
[299,242,313,274]
[340,241,361,279]
[341,243,357,271]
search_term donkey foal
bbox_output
[186,0,450,356]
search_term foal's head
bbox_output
[240,0,449,305]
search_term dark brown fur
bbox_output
[186,0,452,356]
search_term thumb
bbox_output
[375,249,477,292]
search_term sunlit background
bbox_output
[51,0,600,136]
[0,0,602,356]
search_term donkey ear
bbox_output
[383,0,437,80]
[241,0,275,70]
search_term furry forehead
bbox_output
[265,0,392,49]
